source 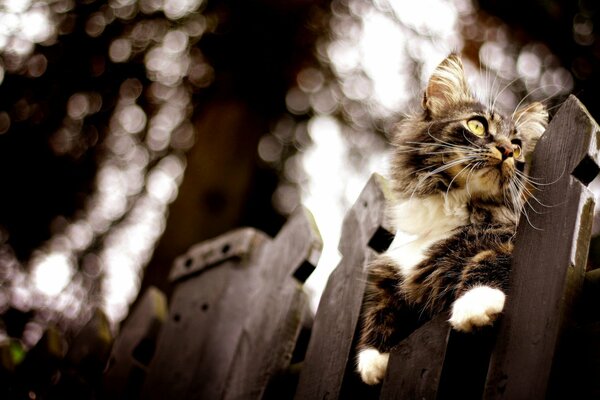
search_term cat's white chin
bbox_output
[449,286,505,332]
[356,347,389,385]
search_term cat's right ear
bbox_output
[422,54,473,117]
[514,101,548,156]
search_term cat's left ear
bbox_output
[423,54,473,117]
[514,102,548,153]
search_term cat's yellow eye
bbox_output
[513,144,522,158]
[467,119,486,137]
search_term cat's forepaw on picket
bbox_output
[357,348,389,385]
[449,286,505,332]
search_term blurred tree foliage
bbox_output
[0,0,328,334]
[0,0,597,396]
[477,0,599,118]
[0,0,328,397]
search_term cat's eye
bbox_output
[513,144,522,158]
[511,139,522,158]
[467,119,486,137]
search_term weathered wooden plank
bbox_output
[484,95,600,399]
[379,313,451,400]
[547,258,600,398]
[169,227,259,282]
[142,208,321,400]
[141,228,268,400]
[223,207,322,400]
[224,284,309,400]
[103,287,167,399]
[294,173,394,400]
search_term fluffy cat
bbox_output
[356,54,548,385]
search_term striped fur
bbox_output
[356,54,548,385]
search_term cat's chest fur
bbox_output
[386,190,470,277]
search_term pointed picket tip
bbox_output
[484,95,600,400]
[339,172,395,255]
[532,95,600,188]
[265,205,323,283]
[103,286,167,397]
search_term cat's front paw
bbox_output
[449,286,505,332]
[356,348,389,385]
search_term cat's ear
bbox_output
[422,54,473,116]
[514,102,548,152]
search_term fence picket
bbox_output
[141,227,269,399]
[103,287,167,399]
[484,95,600,399]
[141,208,321,400]
[379,313,450,399]
[223,207,321,400]
[295,173,394,400]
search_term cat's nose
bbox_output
[496,143,513,160]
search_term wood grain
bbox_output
[294,173,394,400]
[484,95,600,399]
[380,313,451,400]
[141,208,321,400]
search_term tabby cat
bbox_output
[356,54,548,385]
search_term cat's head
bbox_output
[391,54,548,215]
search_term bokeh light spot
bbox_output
[286,87,310,115]
[163,0,204,20]
[0,112,11,134]
[118,104,147,133]
[86,12,107,38]
[20,6,53,43]
[32,253,73,297]
[109,38,132,63]
[517,50,542,81]
[258,134,283,163]
[26,53,47,77]
[163,30,188,53]
[298,68,324,93]
[67,93,90,120]
[5,0,31,13]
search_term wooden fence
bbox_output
[103,95,600,399]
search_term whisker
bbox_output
[445,161,475,201]
[544,98,569,114]
[405,154,483,178]
[399,142,481,156]
[461,131,483,148]
[513,84,565,127]
[491,76,521,113]
[426,156,482,176]
[520,204,544,231]
[408,156,483,199]
[511,176,555,209]
[425,127,480,152]
[464,161,482,199]
[406,140,474,152]
[514,163,566,186]
[487,60,500,111]
[509,181,543,231]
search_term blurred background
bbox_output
[0,0,596,394]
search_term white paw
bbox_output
[449,286,505,332]
[356,348,389,385]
